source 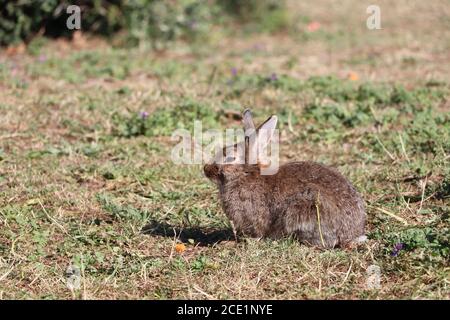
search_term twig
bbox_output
[168,229,178,263]
[193,285,215,300]
[315,192,326,248]
[0,264,15,281]
[417,176,428,213]
[371,206,408,225]
[340,260,353,287]
[38,200,68,234]
[204,66,217,96]
[0,133,26,140]
[374,135,396,161]
[287,110,299,136]
[398,133,410,163]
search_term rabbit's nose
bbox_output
[204,164,219,179]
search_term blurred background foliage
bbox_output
[0,0,289,47]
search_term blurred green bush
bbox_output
[0,0,289,47]
[220,0,290,33]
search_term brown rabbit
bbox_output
[204,109,366,248]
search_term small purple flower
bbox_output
[391,243,404,256]
[252,43,265,51]
[269,73,278,81]
[38,54,47,63]
[139,111,149,120]
[231,67,238,77]
[188,20,197,30]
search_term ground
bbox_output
[0,0,449,299]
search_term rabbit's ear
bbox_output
[242,109,255,132]
[257,115,277,149]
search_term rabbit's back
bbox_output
[219,161,366,246]
[266,161,366,246]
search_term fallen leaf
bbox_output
[348,72,359,81]
[307,21,321,32]
[175,243,186,253]
[6,43,26,56]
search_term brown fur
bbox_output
[204,111,366,248]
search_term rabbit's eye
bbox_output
[224,156,235,163]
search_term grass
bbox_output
[0,0,449,299]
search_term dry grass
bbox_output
[0,0,449,299]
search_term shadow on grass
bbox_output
[141,220,235,246]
